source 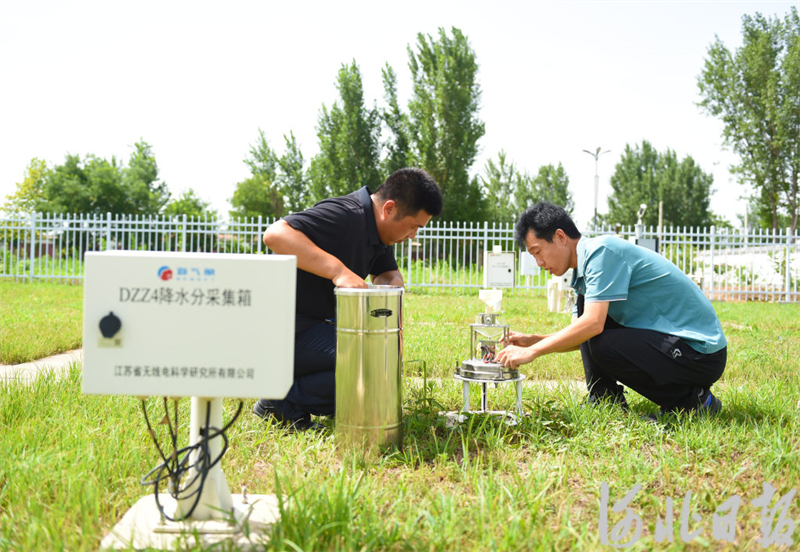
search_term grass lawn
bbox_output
[0,283,798,551]
[0,280,83,365]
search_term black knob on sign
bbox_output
[100,312,122,338]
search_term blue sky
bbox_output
[1,0,796,227]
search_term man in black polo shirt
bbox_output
[253,167,443,430]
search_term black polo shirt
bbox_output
[283,186,398,332]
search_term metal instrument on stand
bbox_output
[454,290,525,424]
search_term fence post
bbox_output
[105,212,112,251]
[28,212,36,282]
[182,215,187,253]
[709,225,716,300]
[406,225,413,287]
[786,227,792,302]
[483,220,489,262]
[257,216,263,254]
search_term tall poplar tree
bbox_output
[697,7,799,234]
[276,132,309,214]
[407,27,485,221]
[380,64,414,175]
[309,61,382,201]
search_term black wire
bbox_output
[140,398,244,521]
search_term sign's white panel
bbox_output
[519,250,539,276]
[82,251,296,398]
[483,251,516,288]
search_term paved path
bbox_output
[0,351,583,393]
[0,349,83,384]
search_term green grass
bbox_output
[0,281,83,364]
[1,284,799,551]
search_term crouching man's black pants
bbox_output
[577,295,726,412]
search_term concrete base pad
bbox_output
[100,493,280,551]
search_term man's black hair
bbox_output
[374,167,443,218]
[515,202,582,248]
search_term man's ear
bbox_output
[382,199,397,219]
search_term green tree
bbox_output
[40,154,126,215]
[606,141,660,228]
[309,61,382,202]
[407,27,485,221]
[234,129,307,217]
[738,194,793,230]
[605,141,714,228]
[229,174,283,220]
[517,163,574,217]
[380,64,414,175]
[123,140,171,215]
[23,141,169,216]
[164,190,218,252]
[245,128,278,181]
[164,189,217,219]
[659,151,714,228]
[697,7,799,234]
[480,151,518,223]
[276,132,309,214]
[1,158,50,214]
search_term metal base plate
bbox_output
[439,410,526,428]
[99,493,280,551]
[457,359,520,381]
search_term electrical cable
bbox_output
[139,398,243,521]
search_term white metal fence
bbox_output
[2,212,798,302]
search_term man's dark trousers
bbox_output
[268,321,336,421]
[577,295,726,411]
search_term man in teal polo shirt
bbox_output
[496,202,727,416]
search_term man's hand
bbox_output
[264,221,369,288]
[505,331,542,348]
[495,344,535,369]
[333,267,368,288]
[371,269,404,288]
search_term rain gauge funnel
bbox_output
[454,288,526,423]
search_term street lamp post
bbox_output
[582,147,610,228]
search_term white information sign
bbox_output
[483,251,516,288]
[82,251,296,399]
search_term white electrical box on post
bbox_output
[483,245,515,289]
[547,269,576,314]
[83,251,296,550]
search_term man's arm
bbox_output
[263,220,367,288]
[506,331,555,348]
[371,269,404,288]
[496,300,609,368]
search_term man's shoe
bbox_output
[697,390,722,415]
[645,390,722,422]
[642,413,659,423]
[253,399,325,432]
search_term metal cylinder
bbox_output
[334,285,403,452]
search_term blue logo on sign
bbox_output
[157,266,173,281]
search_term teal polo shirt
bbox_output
[570,235,727,354]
